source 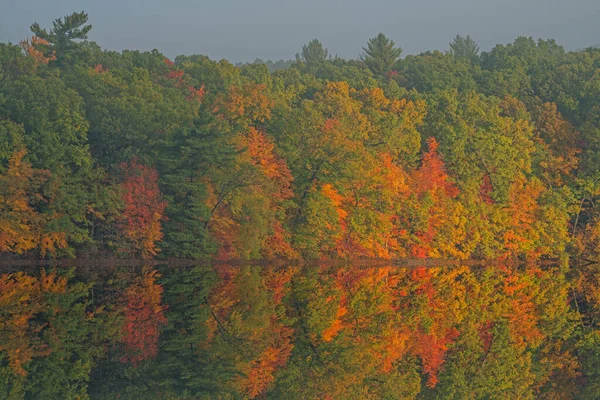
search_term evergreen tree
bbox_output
[30,11,92,64]
[299,39,329,65]
[449,34,480,62]
[361,33,402,76]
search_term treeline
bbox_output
[2,262,600,399]
[2,11,600,261]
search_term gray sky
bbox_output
[1,0,599,62]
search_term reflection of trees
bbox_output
[1,263,598,398]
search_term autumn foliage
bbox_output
[119,160,167,257]
[119,270,168,366]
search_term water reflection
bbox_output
[0,262,598,399]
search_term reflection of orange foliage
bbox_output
[244,328,294,398]
[322,302,348,342]
[0,271,66,376]
[503,270,543,349]
[263,266,299,304]
[209,266,294,398]
[479,321,495,353]
[380,329,411,373]
[414,328,459,388]
[120,270,168,366]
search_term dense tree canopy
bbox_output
[2,10,600,399]
[361,33,403,76]
[0,262,596,399]
[0,11,599,265]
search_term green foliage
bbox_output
[449,34,480,63]
[299,39,329,65]
[1,9,600,265]
[361,33,402,76]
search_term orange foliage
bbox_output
[19,36,55,64]
[93,64,107,73]
[321,184,348,222]
[243,127,294,200]
[0,149,66,256]
[220,84,274,124]
[262,220,298,259]
[186,84,206,102]
[413,327,459,388]
[243,329,294,398]
[502,176,543,257]
[413,138,459,198]
[405,138,461,258]
[533,102,580,185]
[480,172,494,204]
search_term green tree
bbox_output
[30,11,92,65]
[449,34,480,63]
[361,33,402,76]
[299,39,329,65]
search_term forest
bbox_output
[2,10,600,399]
[0,12,599,263]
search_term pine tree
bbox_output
[30,11,91,64]
[361,33,402,76]
[449,35,480,63]
[299,39,328,65]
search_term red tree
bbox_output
[119,160,167,257]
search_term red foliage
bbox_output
[187,85,206,102]
[386,70,399,80]
[479,172,494,204]
[414,138,459,198]
[479,321,495,353]
[167,69,184,80]
[119,160,167,257]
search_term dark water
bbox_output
[1,261,599,399]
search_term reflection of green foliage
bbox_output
[0,263,598,398]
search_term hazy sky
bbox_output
[1,0,599,62]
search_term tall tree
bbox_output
[299,39,328,65]
[29,11,91,64]
[361,33,402,76]
[449,34,480,62]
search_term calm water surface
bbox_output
[1,260,598,399]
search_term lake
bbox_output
[0,260,598,399]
